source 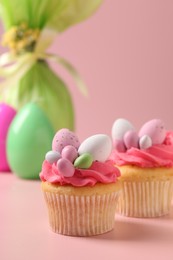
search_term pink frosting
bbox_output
[40,160,120,187]
[110,131,173,168]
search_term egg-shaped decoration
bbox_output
[112,118,135,141]
[61,145,78,162]
[124,130,139,149]
[139,135,152,150]
[78,134,112,162]
[45,151,61,164]
[57,158,75,177]
[52,128,80,153]
[7,103,54,179]
[113,139,126,152]
[74,153,93,169]
[139,119,166,145]
[0,103,16,172]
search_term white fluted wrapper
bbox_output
[43,191,120,236]
[118,180,173,217]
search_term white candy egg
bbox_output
[112,118,135,141]
[78,134,112,162]
[139,135,152,150]
[45,151,61,164]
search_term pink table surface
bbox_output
[0,173,173,260]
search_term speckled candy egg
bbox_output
[139,119,166,145]
[52,129,80,153]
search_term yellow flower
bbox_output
[2,24,40,55]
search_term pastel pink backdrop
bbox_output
[1,0,173,141]
[1,2,173,259]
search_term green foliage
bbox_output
[3,61,75,131]
[0,0,103,132]
[0,0,103,31]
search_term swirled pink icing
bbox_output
[110,132,173,168]
[40,160,120,187]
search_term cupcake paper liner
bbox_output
[118,179,173,217]
[43,191,120,236]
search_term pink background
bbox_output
[52,0,173,141]
[1,0,173,141]
[1,2,173,259]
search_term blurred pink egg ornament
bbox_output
[0,103,16,172]
[61,145,78,162]
[52,128,80,153]
[124,130,139,149]
[139,119,166,145]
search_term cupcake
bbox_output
[40,129,121,236]
[110,118,173,218]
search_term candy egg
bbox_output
[61,145,78,162]
[78,134,112,162]
[52,129,80,153]
[0,103,16,172]
[57,158,75,177]
[139,135,152,150]
[139,119,166,144]
[7,103,54,179]
[45,151,61,164]
[113,139,126,152]
[124,130,139,149]
[74,153,93,169]
[112,118,135,141]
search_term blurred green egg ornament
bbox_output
[7,103,54,179]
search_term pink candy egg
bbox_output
[61,145,78,162]
[139,119,166,145]
[113,139,126,152]
[124,130,139,149]
[52,128,80,153]
[0,103,16,172]
[57,158,75,177]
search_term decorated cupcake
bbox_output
[40,129,121,236]
[110,118,173,218]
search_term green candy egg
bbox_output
[7,103,54,179]
[74,153,93,169]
